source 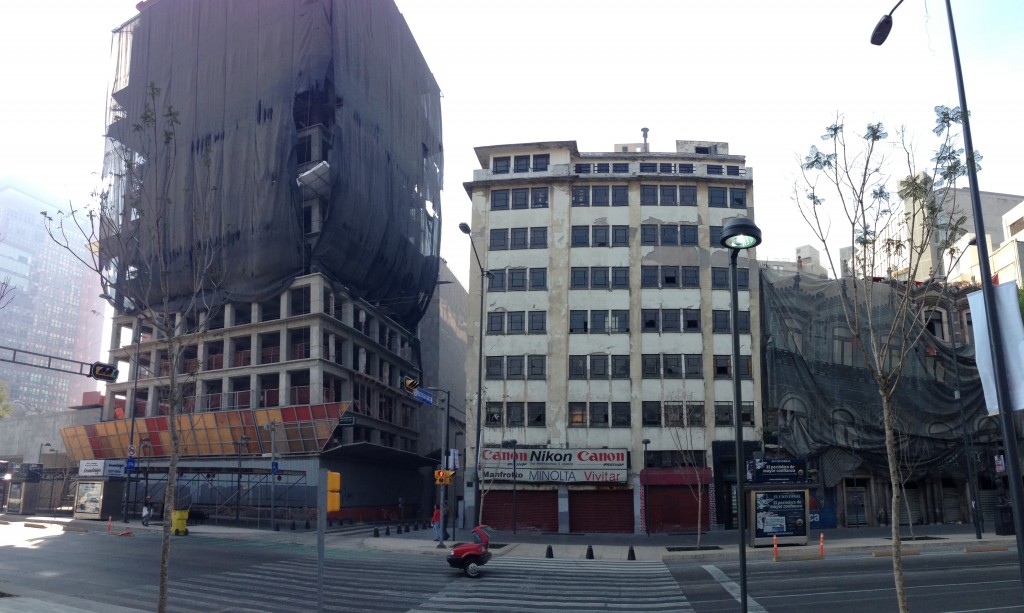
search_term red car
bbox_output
[446,525,493,578]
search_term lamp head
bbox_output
[459,222,471,235]
[721,217,763,250]
[871,14,893,45]
[642,438,651,445]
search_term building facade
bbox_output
[462,138,760,533]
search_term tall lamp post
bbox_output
[721,216,762,613]
[235,435,250,523]
[452,431,463,538]
[872,0,1024,586]
[642,438,651,536]
[460,221,492,526]
[428,387,451,548]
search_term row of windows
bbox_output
[640,185,746,208]
[489,185,747,211]
[485,355,547,380]
[572,224,732,249]
[570,225,630,247]
[490,187,550,210]
[572,162,745,176]
[567,353,753,379]
[493,154,550,174]
[486,268,548,291]
[483,399,754,428]
[568,308,752,334]
[487,311,546,335]
[489,227,548,250]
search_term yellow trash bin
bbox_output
[172,510,189,536]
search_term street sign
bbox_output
[128,445,136,457]
[272,461,279,475]
[413,387,434,405]
[338,415,355,427]
[126,458,137,471]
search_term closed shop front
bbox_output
[569,489,633,533]
[648,485,709,533]
[482,489,557,532]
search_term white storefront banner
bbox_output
[479,447,628,483]
[78,459,127,478]
[968,282,1024,414]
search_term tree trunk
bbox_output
[696,483,703,549]
[882,393,909,612]
[157,367,182,613]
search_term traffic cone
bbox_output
[627,546,636,560]
[107,516,113,534]
[773,535,778,561]
[819,532,825,557]
[586,545,594,559]
[545,545,553,558]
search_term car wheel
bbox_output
[463,558,480,578]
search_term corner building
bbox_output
[464,140,762,533]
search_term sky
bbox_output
[1,1,1021,291]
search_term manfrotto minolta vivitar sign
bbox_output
[479,447,628,483]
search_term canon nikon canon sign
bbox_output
[479,447,628,483]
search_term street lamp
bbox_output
[460,221,493,527]
[452,431,463,538]
[642,438,651,536]
[721,215,762,613]
[236,435,251,523]
[428,387,451,548]
[501,439,518,534]
[872,0,1024,586]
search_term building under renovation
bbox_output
[59,0,446,525]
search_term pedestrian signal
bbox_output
[434,469,446,485]
[90,362,119,383]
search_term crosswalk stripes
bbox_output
[411,557,694,612]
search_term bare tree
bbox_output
[794,107,972,612]
[665,396,711,549]
[0,233,13,310]
[43,83,223,613]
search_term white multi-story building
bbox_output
[462,138,761,534]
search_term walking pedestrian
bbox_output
[142,497,153,526]
[431,504,441,541]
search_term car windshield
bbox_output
[473,525,494,544]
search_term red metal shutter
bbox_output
[569,489,634,533]
[482,489,558,532]
[648,485,709,533]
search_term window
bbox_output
[612,267,629,288]
[569,355,587,379]
[487,312,505,334]
[611,402,631,427]
[507,311,525,335]
[727,165,741,176]
[489,229,508,250]
[612,163,629,173]
[738,268,749,289]
[529,355,546,379]
[680,225,699,245]
[687,402,705,427]
[569,403,587,427]
[530,227,547,248]
[591,267,609,288]
[590,355,609,378]
[730,188,747,208]
[485,189,505,210]
[589,402,609,427]
[489,270,506,291]
[595,163,610,174]
[682,266,700,288]
[641,225,658,245]
[592,225,610,247]
[661,266,679,288]
[683,309,701,332]
[741,401,755,425]
[678,163,695,174]
[510,227,528,249]
[514,155,530,173]
[529,311,546,334]
[571,226,589,247]
[570,310,588,333]
[511,188,529,209]
[715,402,733,426]
[659,163,675,174]
[640,185,658,205]
[660,185,677,205]
[611,354,630,378]
[660,225,678,245]
[485,356,503,379]
[708,187,728,207]
[508,268,527,291]
[529,268,547,290]
[662,309,680,332]
[664,354,682,378]
[738,355,753,379]
[707,164,723,175]
[641,266,659,288]
[506,355,524,379]
[710,225,723,247]
[572,186,590,206]
[712,310,731,333]
[612,185,629,206]
[528,402,546,426]
[642,401,661,426]
[487,402,503,426]
[642,354,661,378]
[532,187,549,208]
[575,163,592,174]
[711,268,729,289]
[665,402,685,427]
[592,186,609,206]
[685,354,703,378]
[639,163,657,173]
[610,310,629,333]
[737,311,751,334]
[680,186,697,205]
[506,402,525,427]
[591,310,609,333]
[612,225,629,246]
[642,309,660,331]
[493,157,510,174]
[532,154,549,172]
[714,355,732,378]
[571,267,589,289]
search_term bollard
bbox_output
[291,520,296,531]
[373,526,380,537]
[586,545,594,560]
[397,524,402,534]
[305,520,311,530]
[773,535,778,561]
[274,522,279,532]
[545,545,554,558]
[627,546,636,561]
[385,525,390,536]
[413,522,419,531]
[819,532,825,557]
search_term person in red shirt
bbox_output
[431,504,441,541]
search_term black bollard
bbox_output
[586,545,594,560]
[385,525,390,536]
[413,522,419,531]
[627,546,636,561]
[274,522,279,532]
[373,527,380,538]
[397,524,403,534]
[291,520,296,531]
[305,520,311,530]
[545,545,554,559]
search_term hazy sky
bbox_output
[2,1,1021,290]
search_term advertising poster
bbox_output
[75,482,104,519]
[753,490,808,544]
[747,458,807,484]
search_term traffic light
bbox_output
[403,377,419,393]
[90,362,119,383]
[326,470,341,512]
[434,469,446,484]
[444,470,455,485]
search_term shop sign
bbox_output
[479,447,628,483]
[747,457,806,484]
[78,459,127,478]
